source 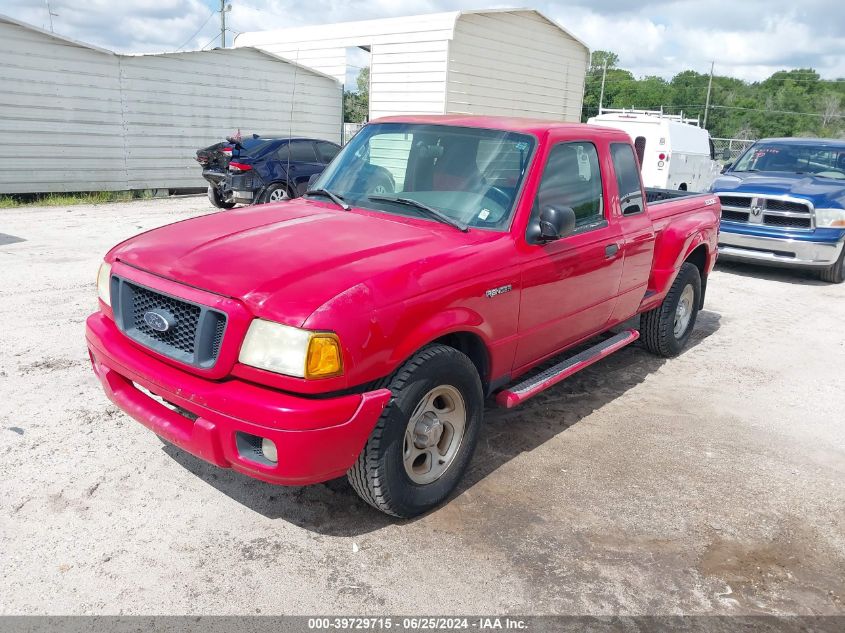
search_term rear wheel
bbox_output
[207,185,235,209]
[347,345,483,518]
[640,262,701,357]
[820,247,845,283]
[260,184,291,204]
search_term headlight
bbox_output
[239,319,343,379]
[97,262,112,306]
[815,208,845,228]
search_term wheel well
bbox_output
[268,181,292,194]
[432,332,490,390]
[684,244,708,308]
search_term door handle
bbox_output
[605,243,620,258]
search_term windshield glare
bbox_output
[732,143,845,179]
[312,123,536,229]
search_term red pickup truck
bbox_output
[87,115,719,517]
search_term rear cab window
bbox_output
[610,143,645,215]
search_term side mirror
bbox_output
[538,205,576,242]
[721,149,731,161]
[720,162,732,174]
[307,173,321,188]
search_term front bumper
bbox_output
[718,228,844,269]
[86,312,390,486]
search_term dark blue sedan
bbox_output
[224,137,341,206]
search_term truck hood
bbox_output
[712,171,845,208]
[111,200,488,326]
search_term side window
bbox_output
[316,141,340,163]
[536,142,604,230]
[634,136,647,165]
[610,143,645,215]
[281,141,318,162]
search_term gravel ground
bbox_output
[1,196,843,616]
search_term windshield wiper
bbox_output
[305,188,350,210]
[367,195,469,232]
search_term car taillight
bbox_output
[222,146,233,156]
[229,162,252,172]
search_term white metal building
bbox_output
[0,14,342,194]
[236,8,589,122]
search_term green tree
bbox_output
[579,55,845,139]
[344,67,369,123]
[589,50,619,73]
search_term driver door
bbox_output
[513,140,625,371]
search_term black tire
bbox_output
[207,185,235,209]
[347,344,484,518]
[259,183,291,204]
[820,247,845,284]
[640,262,701,358]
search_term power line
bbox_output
[199,31,222,50]
[585,75,845,85]
[581,102,845,120]
[711,105,845,118]
[177,8,217,51]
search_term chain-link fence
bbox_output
[343,122,365,145]
[712,138,757,164]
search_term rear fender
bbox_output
[642,226,715,311]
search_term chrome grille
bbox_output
[717,194,813,231]
[130,284,201,355]
[111,276,227,368]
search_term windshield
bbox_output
[311,122,536,230]
[732,142,845,179]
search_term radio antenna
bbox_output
[286,48,300,194]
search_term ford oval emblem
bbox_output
[144,309,174,332]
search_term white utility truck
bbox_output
[588,108,719,192]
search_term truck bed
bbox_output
[645,187,701,204]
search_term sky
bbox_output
[3,0,845,83]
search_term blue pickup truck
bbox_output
[711,138,845,283]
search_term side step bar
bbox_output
[495,329,640,409]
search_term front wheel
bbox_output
[347,345,483,518]
[640,262,701,357]
[820,247,845,283]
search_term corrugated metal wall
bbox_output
[0,18,342,194]
[236,9,589,123]
[119,49,342,190]
[446,11,589,121]
[369,39,449,119]
[0,19,127,193]
[236,12,457,120]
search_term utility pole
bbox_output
[45,1,58,32]
[220,0,227,48]
[703,61,715,128]
[598,62,607,115]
